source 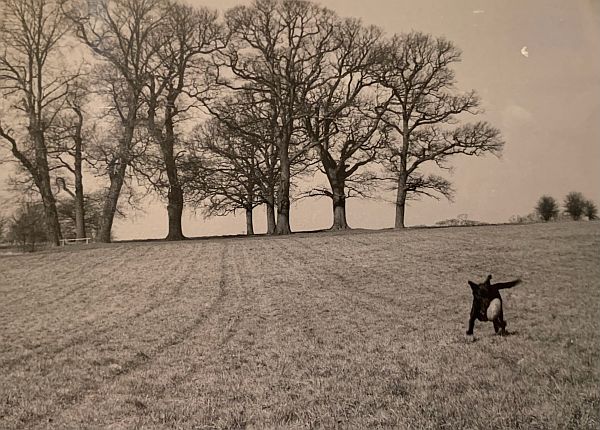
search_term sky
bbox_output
[1,0,599,239]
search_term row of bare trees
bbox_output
[0,0,504,244]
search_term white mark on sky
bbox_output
[521,46,529,58]
[503,104,533,126]
[473,10,485,14]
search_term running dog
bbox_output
[466,274,521,336]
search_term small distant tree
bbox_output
[564,192,586,220]
[535,195,559,221]
[57,190,121,239]
[583,199,598,221]
[7,203,47,251]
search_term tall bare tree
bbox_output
[50,79,95,239]
[143,2,222,240]
[380,32,504,228]
[301,19,389,229]
[67,0,164,242]
[0,0,75,245]
[218,0,339,234]
[306,103,388,229]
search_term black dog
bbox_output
[467,274,521,336]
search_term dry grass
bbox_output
[1,222,598,429]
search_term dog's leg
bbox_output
[493,307,508,335]
[466,307,477,335]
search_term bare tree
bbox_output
[186,119,263,236]
[218,0,339,234]
[66,0,164,242]
[143,2,222,240]
[0,0,76,245]
[301,19,389,229]
[50,79,94,239]
[305,102,389,230]
[194,89,281,234]
[380,32,504,228]
[56,189,116,239]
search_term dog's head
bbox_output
[468,274,492,297]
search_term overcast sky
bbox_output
[2,0,599,239]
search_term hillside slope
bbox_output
[1,222,599,429]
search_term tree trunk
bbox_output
[266,204,276,234]
[275,140,291,235]
[38,179,62,245]
[325,165,350,230]
[97,160,127,243]
[266,148,278,235]
[394,173,407,229]
[97,100,139,243]
[275,199,291,235]
[246,207,254,236]
[395,121,410,229]
[148,90,186,241]
[331,186,349,230]
[72,107,86,239]
[163,99,186,240]
[265,195,276,235]
[74,172,86,239]
[74,138,86,239]
[162,143,185,241]
[166,184,185,240]
[34,131,62,245]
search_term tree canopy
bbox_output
[0,0,517,241]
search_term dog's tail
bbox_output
[494,279,521,290]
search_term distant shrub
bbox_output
[564,192,586,220]
[583,200,598,220]
[435,215,488,227]
[508,213,538,225]
[535,195,559,222]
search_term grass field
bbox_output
[1,222,599,429]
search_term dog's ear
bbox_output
[468,281,478,290]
